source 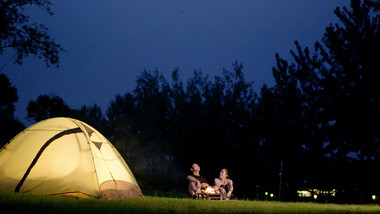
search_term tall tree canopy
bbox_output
[0,0,63,68]
[267,0,380,200]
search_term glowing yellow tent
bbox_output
[0,117,143,199]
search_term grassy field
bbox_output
[1,192,380,213]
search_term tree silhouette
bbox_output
[0,0,64,68]
[0,73,24,147]
[0,0,63,146]
[0,73,17,117]
[268,0,380,201]
[318,0,380,162]
[26,94,71,123]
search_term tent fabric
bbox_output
[0,117,143,199]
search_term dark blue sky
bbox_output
[2,0,349,125]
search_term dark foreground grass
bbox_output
[1,192,380,214]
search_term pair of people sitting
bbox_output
[186,163,233,199]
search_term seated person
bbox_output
[213,168,234,199]
[186,163,210,197]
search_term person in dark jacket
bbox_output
[187,163,210,197]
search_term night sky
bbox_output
[1,0,348,125]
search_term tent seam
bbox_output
[70,118,102,198]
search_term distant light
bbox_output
[265,192,268,196]
[313,194,318,200]
[270,193,274,198]
[372,195,376,200]
[297,190,312,197]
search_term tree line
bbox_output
[1,0,379,203]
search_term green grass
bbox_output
[1,192,380,213]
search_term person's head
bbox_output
[219,168,229,179]
[191,163,200,174]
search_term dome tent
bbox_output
[0,117,143,199]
